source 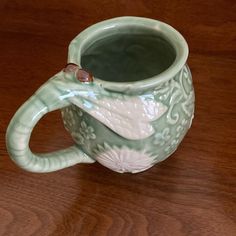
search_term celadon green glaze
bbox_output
[6,17,195,173]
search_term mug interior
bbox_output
[81,26,176,82]
[69,17,188,92]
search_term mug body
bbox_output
[61,17,195,173]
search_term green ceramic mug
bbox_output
[6,17,195,173]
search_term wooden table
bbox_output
[0,1,235,235]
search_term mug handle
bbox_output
[6,70,95,173]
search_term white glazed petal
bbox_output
[95,146,154,173]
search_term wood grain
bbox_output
[0,0,236,235]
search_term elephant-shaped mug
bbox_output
[6,17,195,174]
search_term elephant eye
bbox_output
[76,69,94,83]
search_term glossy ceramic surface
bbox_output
[6,17,194,173]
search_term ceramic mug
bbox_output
[6,17,195,173]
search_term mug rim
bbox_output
[68,16,189,92]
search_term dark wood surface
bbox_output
[0,1,236,235]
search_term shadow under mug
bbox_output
[6,17,195,174]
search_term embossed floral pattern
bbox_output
[164,118,189,154]
[154,128,171,146]
[176,118,188,138]
[61,107,76,131]
[76,108,83,117]
[164,139,179,155]
[153,65,194,127]
[72,120,96,145]
[62,105,84,132]
[70,104,83,117]
[94,143,154,173]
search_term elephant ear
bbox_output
[70,95,167,140]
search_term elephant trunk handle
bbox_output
[6,69,95,173]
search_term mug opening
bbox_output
[68,17,188,92]
[80,26,176,83]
